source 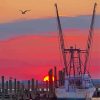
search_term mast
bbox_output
[55,4,68,75]
[84,3,97,74]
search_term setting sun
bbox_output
[43,75,54,82]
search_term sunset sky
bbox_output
[0,0,100,80]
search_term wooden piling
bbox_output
[31,78,34,91]
[59,70,64,86]
[28,80,30,91]
[62,68,65,85]
[36,80,38,92]
[1,76,4,93]
[46,81,49,91]
[9,78,12,93]
[5,81,8,93]
[14,78,16,93]
[58,71,61,86]
[48,69,53,93]
[17,81,20,93]
[54,66,57,88]
[21,82,25,92]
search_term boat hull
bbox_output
[55,87,95,100]
[57,99,86,100]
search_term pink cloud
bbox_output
[0,29,99,80]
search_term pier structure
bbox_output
[0,72,99,99]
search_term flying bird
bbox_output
[19,10,31,14]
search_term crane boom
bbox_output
[84,3,97,74]
[55,4,68,75]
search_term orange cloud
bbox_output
[0,0,100,23]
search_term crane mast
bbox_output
[84,3,97,74]
[55,4,68,75]
[55,3,97,77]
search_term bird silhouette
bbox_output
[19,10,30,14]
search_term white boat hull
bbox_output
[55,87,95,100]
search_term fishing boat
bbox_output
[54,2,97,100]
